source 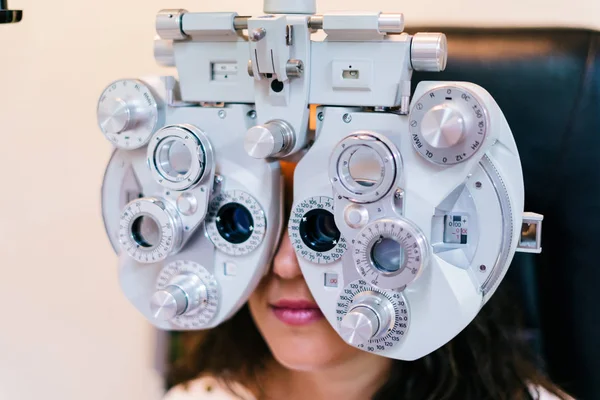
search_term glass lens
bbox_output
[130,215,161,248]
[370,237,404,273]
[347,145,384,188]
[216,203,254,244]
[299,209,341,252]
[157,139,192,179]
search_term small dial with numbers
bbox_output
[205,190,266,256]
[409,86,488,165]
[97,79,162,150]
[288,196,348,264]
[352,218,429,290]
[154,260,219,329]
[336,279,410,353]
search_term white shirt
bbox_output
[164,376,564,400]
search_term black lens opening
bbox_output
[299,209,341,253]
[216,202,254,244]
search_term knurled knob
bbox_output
[340,306,380,346]
[98,98,132,135]
[244,120,295,159]
[411,32,448,72]
[150,286,188,321]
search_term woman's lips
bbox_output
[270,299,324,326]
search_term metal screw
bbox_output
[394,189,404,200]
[247,110,257,119]
[249,27,266,42]
[218,110,226,119]
[317,112,324,121]
[343,113,352,123]
[479,265,487,272]
[214,175,224,185]
[475,181,482,189]
[286,59,304,77]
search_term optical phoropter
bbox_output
[98,0,543,360]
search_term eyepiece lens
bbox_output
[299,209,341,253]
[370,237,404,273]
[131,215,161,248]
[216,203,254,244]
[157,139,193,179]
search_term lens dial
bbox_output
[352,218,429,290]
[289,196,347,264]
[97,79,161,150]
[409,86,488,165]
[329,134,397,203]
[154,260,219,328]
[206,190,266,256]
[147,124,213,191]
[119,198,183,263]
[336,279,409,353]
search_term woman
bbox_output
[165,162,571,400]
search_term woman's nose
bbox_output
[272,230,303,280]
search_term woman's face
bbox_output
[248,162,381,371]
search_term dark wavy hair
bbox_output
[167,281,569,400]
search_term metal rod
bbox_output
[234,16,249,30]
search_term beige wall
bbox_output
[0,1,596,399]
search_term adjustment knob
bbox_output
[411,33,448,72]
[244,120,295,159]
[98,98,132,134]
[340,306,380,346]
[409,86,488,165]
[421,104,465,149]
[150,273,208,321]
[339,291,394,346]
[97,79,162,150]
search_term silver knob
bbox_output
[420,104,465,149]
[411,32,448,72]
[150,273,208,321]
[151,286,187,321]
[244,120,295,159]
[98,98,131,135]
[340,306,380,346]
[339,291,395,346]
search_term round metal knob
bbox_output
[340,306,380,346]
[151,273,208,322]
[150,286,187,321]
[244,120,294,159]
[420,104,465,149]
[98,98,131,135]
[411,32,448,72]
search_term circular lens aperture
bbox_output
[157,139,193,179]
[299,209,341,253]
[215,203,254,244]
[370,237,404,274]
[130,215,161,248]
[347,145,385,188]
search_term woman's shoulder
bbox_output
[163,376,256,400]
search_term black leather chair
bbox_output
[411,28,600,399]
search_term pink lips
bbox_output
[270,299,324,326]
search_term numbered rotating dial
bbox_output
[336,279,409,352]
[147,124,214,191]
[353,218,429,290]
[97,79,162,150]
[409,86,488,165]
[206,190,266,256]
[329,133,398,203]
[288,196,347,264]
[153,260,219,328]
[118,197,183,263]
